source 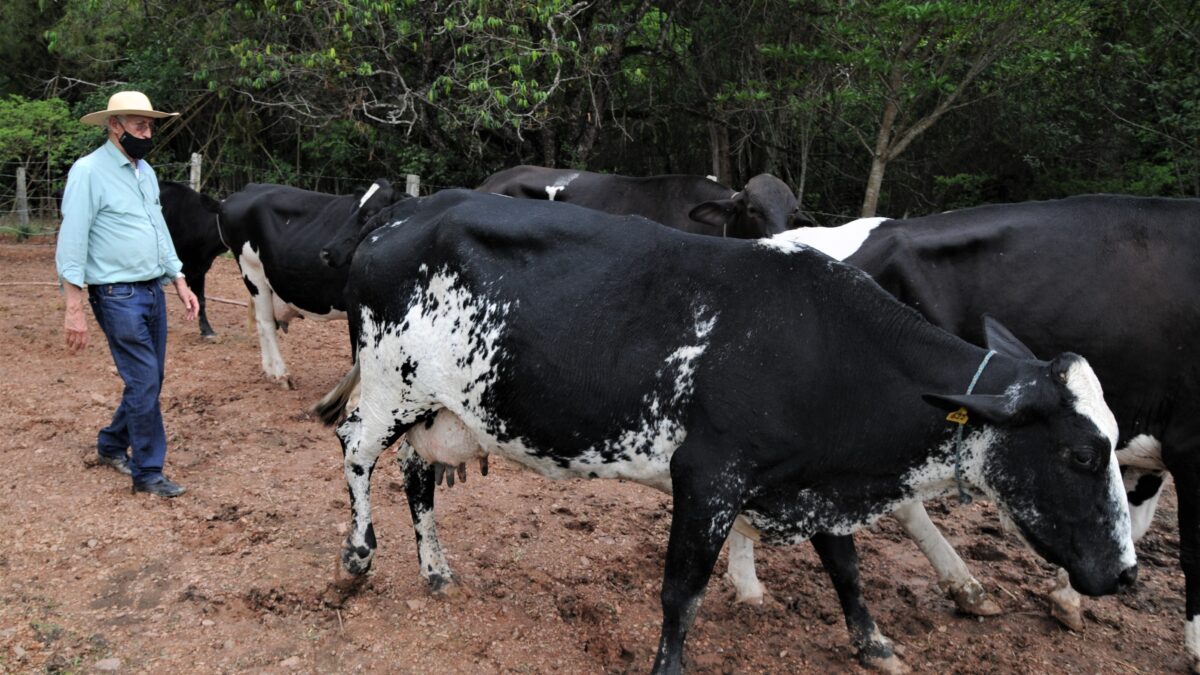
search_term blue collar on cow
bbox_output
[947,349,997,505]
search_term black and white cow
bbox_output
[157,181,227,338]
[476,165,813,237]
[313,189,1136,673]
[780,194,1200,671]
[217,180,402,386]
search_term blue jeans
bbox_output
[88,280,169,485]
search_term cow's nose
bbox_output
[1117,564,1138,593]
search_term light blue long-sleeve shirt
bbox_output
[55,140,183,287]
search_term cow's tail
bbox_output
[312,362,361,426]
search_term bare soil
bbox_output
[0,241,1187,674]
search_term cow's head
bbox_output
[923,317,1136,597]
[688,173,812,238]
[320,179,402,268]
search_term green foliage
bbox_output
[0,95,94,168]
[4,0,1192,214]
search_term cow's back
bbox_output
[848,194,1200,439]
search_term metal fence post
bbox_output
[189,153,202,192]
[406,174,420,197]
[15,166,29,241]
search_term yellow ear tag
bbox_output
[946,407,969,425]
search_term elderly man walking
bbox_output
[55,91,200,498]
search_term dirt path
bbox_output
[0,242,1186,673]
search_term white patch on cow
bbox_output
[358,181,382,208]
[1063,359,1136,568]
[367,216,410,242]
[705,175,719,183]
[357,268,511,445]
[1187,617,1200,672]
[1117,433,1166,471]
[237,242,288,380]
[772,217,887,261]
[743,428,1000,545]
[1064,359,1119,448]
[1127,472,1161,542]
[754,236,809,255]
[543,172,579,201]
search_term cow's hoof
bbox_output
[861,653,910,674]
[723,571,765,605]
[948,579,1002,616]
[281,376,296,390]
[340,544,374,577]
[1050,598,1084,632]
[427,573,455,594]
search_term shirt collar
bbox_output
[101,138,137,170]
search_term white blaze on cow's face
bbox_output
[1061,359,1136,571]
[772,217,887,261]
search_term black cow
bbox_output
[217,180,402,387]
[781,194,1200,670]
[476,165,813,237]
[158,181,226,338]
[313,189,1136,673]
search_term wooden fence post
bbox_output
[15,166,29,241]
[189,153,202,192]
[406,174,420,197]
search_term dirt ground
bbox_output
[0,240,1189,674]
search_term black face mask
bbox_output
[117,129,153,160]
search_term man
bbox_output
[55,91,200,498]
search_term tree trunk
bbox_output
[861,94,900,217]
[861,154,887,218]
[709,120,732,184]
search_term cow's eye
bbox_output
[1067,447,1097,468]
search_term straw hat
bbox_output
[80,91,179,126]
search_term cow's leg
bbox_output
[724,526,765,604]
[336,408,412,577]
[1162,439,1200,673]
[397,439,456,592]
[892,502,1001,616]
[235,252,291,387]
[190,272,215,338]
[652,461,744,675]
[811,533,909,674]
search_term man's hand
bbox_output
[173,277,200,321]
[63,283,87,352]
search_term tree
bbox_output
[811,1,1091,216]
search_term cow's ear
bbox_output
[689,199,736,228]
[922,392,1016,426]
[982,315,1038,361]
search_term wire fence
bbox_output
[0,154,447,241]
[0,155,853,241]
